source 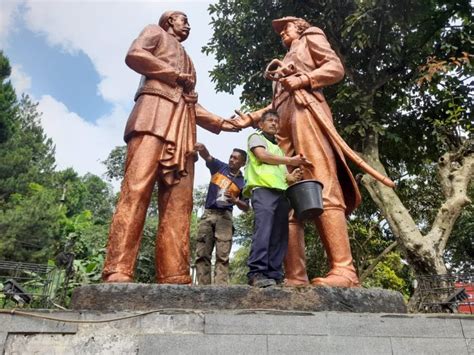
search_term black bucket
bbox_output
[286,180,324,220]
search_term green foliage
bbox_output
[0,95,56,202]
[227,210,254,284]
[229,243,250,284]
[232,209,254,245]
[102,145,127,182]
[55,169,114,223]
[362,253,413,300]
[303,222,330,280]
[0,51,17,144]
[444,185,474,273]
[0,183,63,263]
[193,184,208,215]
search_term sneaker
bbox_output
[248,273,276,288]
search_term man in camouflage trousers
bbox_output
[194,143,249,285]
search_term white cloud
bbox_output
[0,0,20,48]
[37,94,126,178]
[10,64,32,94]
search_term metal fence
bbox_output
[415,274,473,314]
[0,260,61,309]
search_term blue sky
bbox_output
[1,0,248,189]
[7,23,111,120]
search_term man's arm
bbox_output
[252,146,312,167]
[224,192,250,212]
[194,143,213,163]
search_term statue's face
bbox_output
[280,22,299,48]
[170,14,190,42]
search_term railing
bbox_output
[0,260,62,309]
[415,274,473,314]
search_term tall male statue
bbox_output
[102,11,238,284]
[234,17,362,287]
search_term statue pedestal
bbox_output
[71,284,406,313]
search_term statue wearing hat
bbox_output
[232,16,391,287]
[102,11,239,284]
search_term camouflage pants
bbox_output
[195,209,233,285]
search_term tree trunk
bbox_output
[360,132,445,275]
[354,124,473,313]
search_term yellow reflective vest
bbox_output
[243,132,288,197]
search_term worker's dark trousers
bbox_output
[247,188,290,280]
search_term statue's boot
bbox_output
[284,221,309,286]
[311,209,360,288]
[103,272,133,283]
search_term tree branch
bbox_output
[359,241,398,282]
[428,148,473,254]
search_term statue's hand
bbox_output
[221,119,241,132]
[229,110,254,129]
[280,74,309,92]
[177,73,195,92]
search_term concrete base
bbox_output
[71,284,407,313]
[1,310,473,354]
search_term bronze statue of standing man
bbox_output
[234,17,364,287]
[102,11,238,284]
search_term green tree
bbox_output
[0,70,59,263]
[204,0,473,296]
[0,95,56,202]
[0,51,17,144]
[228,210,253,284]
[0,183,62,262]
[55,169,114,223]
[102,145,127,182]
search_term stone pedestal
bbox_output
[71,284,407,313]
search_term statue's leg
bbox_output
[283,214,309,286]
[102,134,162,283]
[214,210,233,285]
[195,210,216,285]
[155,158,193,284]
[311,209,360,288]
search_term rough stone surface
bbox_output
[71,284,407,313]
